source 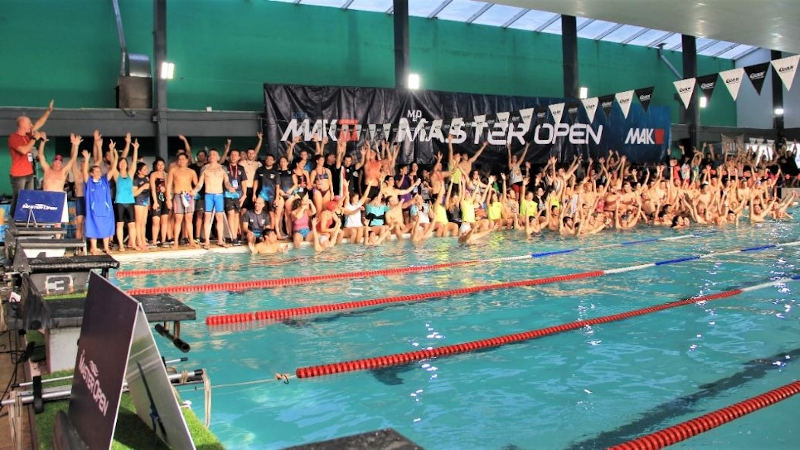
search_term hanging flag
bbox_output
[634,86,655,112]
[368,124,377,141]
[771,55,800,90]
[473,114,487,127]
[598,95,615,119]
[382,123,392,140]
[519,107,534,128]
[615,90,635,119]
[696,74,718,102]
[534,105,549,124]
[496,111,510,125]
[581,97,599,123]
[449,117,464,135]
[548,103,565,124]
[744,62,770,95]
[566,102,580,123]
[719,68,746,101]
[673,78,696,109]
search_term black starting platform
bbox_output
[3,274,196,372]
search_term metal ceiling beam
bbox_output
[385,5,393,14]
[594,22,624,40]
[647,31,675,47]
[501,8,529,28]
[575,18,594,32]
[713,42,740,57]
[341,0,355,9]
[668,41,682,51]
[534,13,560,32]
[620,27,649,44]
[696,39,720,52]
[466,3,494,24]
[427,0,452,19]
[734,46,761,61]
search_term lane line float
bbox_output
[293,276,799,378]
[610,378,800,449]
[204,241,800,325]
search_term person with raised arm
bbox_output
[8,99,54,212]
[239,132,264,214]
[82,147,115,255]
[112,137,141,251]
[39,132,79,192]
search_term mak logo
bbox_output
[624,128,665,145]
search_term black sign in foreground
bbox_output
[68,273,138,449]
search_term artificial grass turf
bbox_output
[34,373,223,449]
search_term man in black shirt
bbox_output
[241,197,272,247]
[253,153,279,209]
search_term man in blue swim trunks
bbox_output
[194,149,237,249]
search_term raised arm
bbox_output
[254,132,263,159]
[36,134,50,172]
[106,141,119,180]
[81,150,90,182]
[470,141,488,164]
[286,135,299,162]
[121,132,131,160]
[128,138,139,177]
[179,134,194,164]
[221,138,232,163]
[63,133,81,172]
[32,100,54,132]
[92,130,103,166]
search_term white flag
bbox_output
[548,103,565,124]
[473,114,487,126]
[382,123,392,140]
[519,107,534,127]
[771,55,800,91]
[450,117,464,134]
[673,78,696,109]
[719,68,745,101]
[496,111,510,125]
[581,97,599,123]
[368,124,377,141]
[615,90,635,119]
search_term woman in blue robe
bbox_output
[82,147,118,254]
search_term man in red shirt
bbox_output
[8,100,54,213]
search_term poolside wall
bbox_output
[1,0,737,194]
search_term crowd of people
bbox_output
[7,105,800,256]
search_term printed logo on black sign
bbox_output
[700,83,715,90]
[749,71,766,80]
[638,94,651,101]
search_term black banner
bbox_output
[264,84,671,166]
[744,62,770,95]
[635,86,655,112]
[598,94,616,119]
[696,73,719,101]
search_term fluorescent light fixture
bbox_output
[775,107,784,116]
[160,61,175,80]
[699,96,708,108]
[579,87,588,99]
[407,73,421,90]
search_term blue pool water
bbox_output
[115,219,800,449]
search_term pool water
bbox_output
[115,218,800,449]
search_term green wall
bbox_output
[1,0,736,194]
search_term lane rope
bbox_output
[610,378,800,449]
[121,233,700,293]
[293,276,800,379]
[204,240,800,325]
